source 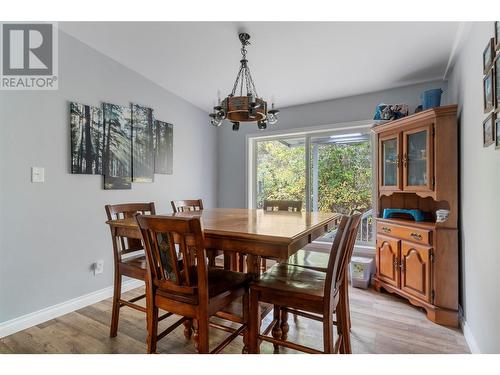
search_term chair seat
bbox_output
[122,255,147,269]
[285,248,330,271]
[157,267,252,305]
[251,263,327,302]
[205,267,253,298]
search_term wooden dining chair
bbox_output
[105,202,171,338]
[172,199,238,271]
[284,208,365,329]
[248,213,361,354]
[263,199,302,212]
[136,214,251,354]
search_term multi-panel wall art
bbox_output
[132,105,155,183]
[103,103,133,190]
[70,103,104,174]
[154,120,174,174]
[69,101,174,189]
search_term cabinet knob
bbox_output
[382,227,391,233]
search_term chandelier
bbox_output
[209,33,279,131]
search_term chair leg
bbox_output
[248,290,260,354]
[344,273,352,330]
[280,309,289,340]
[323,310,334,354]
[242,292,249,353]
[110,271,121,337]
[196,316,210,354]
[193,319,199,350]
[146,304,158,354]
[271,305,282,353]
[183,319,193,339]
[338,284,352,354]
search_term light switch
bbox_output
[31,167,45,183]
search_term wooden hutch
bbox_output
[372,105,459,326]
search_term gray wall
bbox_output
[217,80,448,208]
[0,31,217,322]
[447,22,500,353]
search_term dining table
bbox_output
[105,207,341,342]
[106,207,340,275]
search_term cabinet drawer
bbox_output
[377,222,431,245]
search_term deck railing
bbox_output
[355,209,374,245]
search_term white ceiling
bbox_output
[59,22,461,112]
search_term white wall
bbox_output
[217,80,448,208]
[447,22,500,353]
[0,30,217,323]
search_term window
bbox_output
[248,122,374,245]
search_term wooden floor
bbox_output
[0,285,469,354]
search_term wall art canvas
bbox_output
[154,120,174,174]
[496,56,500,108]
[483,69,494,113]
[131,104,155,182]
[483,38,494,74]
[70,102,104,174]
[483,112,495,147]
[102,103,132,190]
[495,21,500,52]
[496,117,500,149]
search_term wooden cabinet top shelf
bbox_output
[371,105,457,134]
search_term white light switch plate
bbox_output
[31,167,45,183]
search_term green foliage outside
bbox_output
[256,140,372,214]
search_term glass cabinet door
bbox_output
[379,134,401,191]
[403,125,433,191]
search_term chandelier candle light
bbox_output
[210,33,279,131]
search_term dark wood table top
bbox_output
[106,208,340,262]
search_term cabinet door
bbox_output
[379,133,402,192]
[402,124,434,192]
[376,235,400,287]
[400,241,432,302]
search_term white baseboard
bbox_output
[461,317,481,354]
[0,279,143,339]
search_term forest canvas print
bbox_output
[70,102,104,174]
[132,104,155,182]
[154,120,173,174]
[102,103,132,190]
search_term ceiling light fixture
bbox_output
[209,32,279,131]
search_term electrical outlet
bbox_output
[94,260,104,275]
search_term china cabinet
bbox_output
[372,105,459,327]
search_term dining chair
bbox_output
[136,214,251,354]
[248,213,361,354]
[171,199,204,212]
[284,208,365,330]
[171,199,237,270]
[263,199,302,212]
[105,202,171,338]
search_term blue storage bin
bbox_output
[421,89,443,110]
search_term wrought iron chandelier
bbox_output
[209,33,279,131]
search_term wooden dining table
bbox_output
[106,207,340,276]
[106,207,341,344]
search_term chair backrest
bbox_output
[263,200,302,212]
[105,202,156,256]
[171,199,204,213]
[136,215,209,301]
[323,213,362,301]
